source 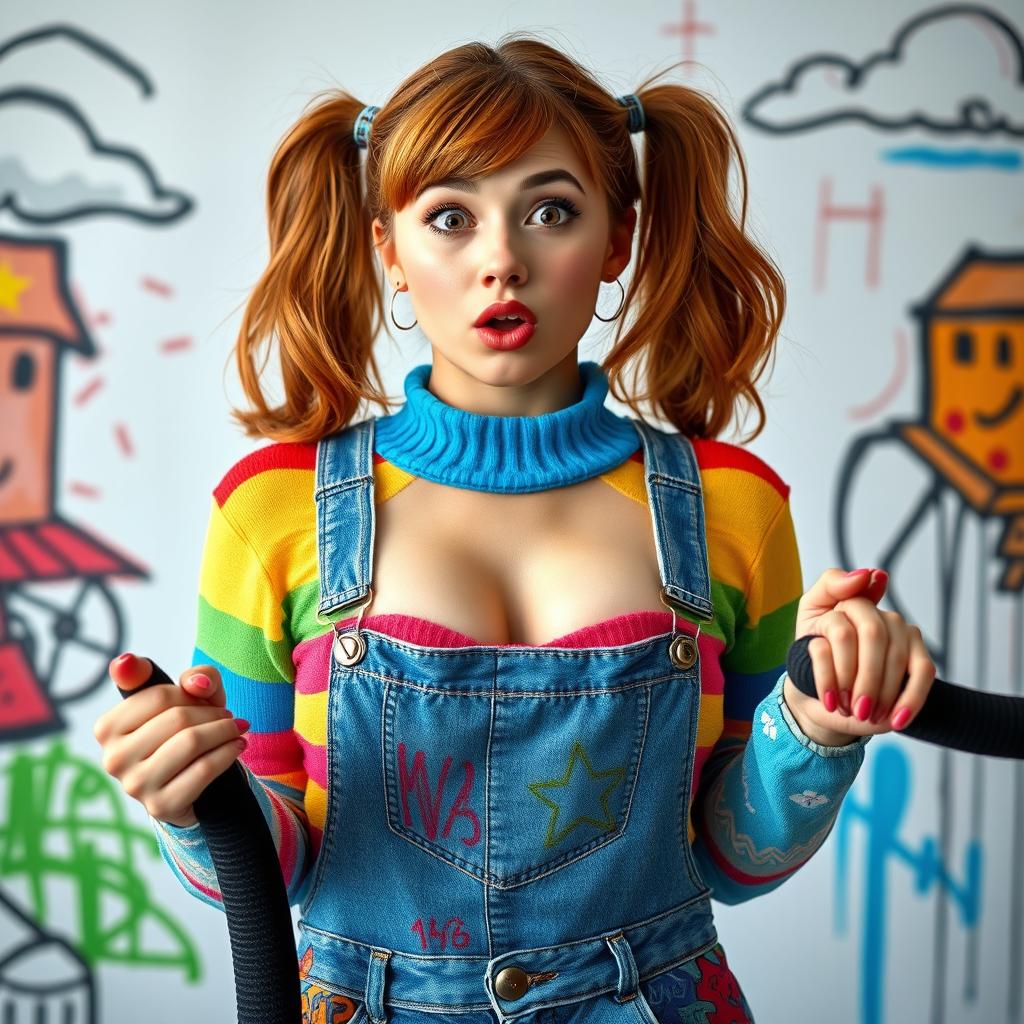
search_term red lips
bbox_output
[474,300,537,327]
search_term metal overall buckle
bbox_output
[322,587,374,667]
[659,586,701,671]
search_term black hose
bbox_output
[116,662,300,1023]
[786,635,1024,759]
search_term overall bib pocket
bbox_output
[382,675,653,888]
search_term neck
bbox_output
[373,360,641,494]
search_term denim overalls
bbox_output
[297,414,723,1024]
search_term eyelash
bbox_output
[421,196,582,237]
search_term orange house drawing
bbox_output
[895,246,1024,591]
[0,234,148,741]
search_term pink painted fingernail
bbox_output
[233,718,251,734]
[823,690,837,713]
[854,695,873,721]
[191,673,211,691]
[838,690,851,714]
[891,707,911,730]
[844,569,870,578]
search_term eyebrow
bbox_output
[416,168,586,200]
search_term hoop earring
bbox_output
[390,287,417,331]
[593,278,625,322]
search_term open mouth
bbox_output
[485,316,526,331]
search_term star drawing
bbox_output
[527,740,626,848]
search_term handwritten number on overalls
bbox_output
[411,916,471,951]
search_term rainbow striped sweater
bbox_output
[152,437,867,909]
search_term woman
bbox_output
[94,33,935,1023]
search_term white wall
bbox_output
[1,2,1021,1021]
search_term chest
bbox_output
[367,475,666,646]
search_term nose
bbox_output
[478,225,528,289]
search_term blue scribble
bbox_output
[881,148,1021,170]
[834,744,983,1024]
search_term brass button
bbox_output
[494,966,530,1001]
[669,634,698,670]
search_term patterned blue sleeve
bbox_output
[691,671,869,904]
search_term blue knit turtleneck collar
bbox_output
[373,361,641,494]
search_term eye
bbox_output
[424,207,471,234]
[995,333,1012,367]
[422,197,581,237]
[528,199,580,227]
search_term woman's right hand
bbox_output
[93,653,251,828]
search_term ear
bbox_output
[603,205,637,280]
[372,217,403,288]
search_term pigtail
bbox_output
[229,90,393,442]
[604,76,786,442]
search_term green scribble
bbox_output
[0,740,201,982]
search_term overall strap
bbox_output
[630,419,714,624]
[314,417,376,619]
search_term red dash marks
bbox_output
[73,377,105,407]
[659,1,716,66]
[114,423,135,457]
[160,335,193,353]
[68,481,101,499]
[140,276,174,298]
[70,282,112,330]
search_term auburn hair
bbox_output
[229,32,786,443]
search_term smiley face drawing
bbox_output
[832,245,1024,1024]
[908,246,1023,487]
[931,324,1021,482]
[892,246,1024,594]
[835,244,1023,665]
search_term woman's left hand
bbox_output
[782,567,937,746]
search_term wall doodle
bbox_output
[736,3,1023,1016]
[0,235,147,738]
[835,743,982,1024]
[834,245,1023,1023]
[0,740,201,975]
[0,21,198,1023]
[740,4,1024,154]
[0,886,95,1023]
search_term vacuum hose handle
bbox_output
[786,635,1024,759]
[116,661,300,1023]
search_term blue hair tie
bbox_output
[616,93,645,134]
[353,104,379,149]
